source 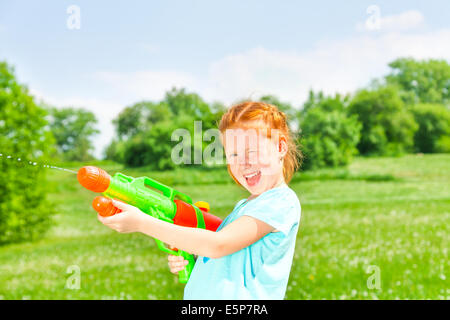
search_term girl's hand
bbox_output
[97,199,148,234]
[167,245,189,274]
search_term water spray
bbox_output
[0,152,77,174]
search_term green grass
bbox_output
[0,154,449,299]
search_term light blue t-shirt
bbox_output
[184,184,301,300]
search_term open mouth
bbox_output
[243,170,261,187]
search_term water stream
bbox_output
[0,152,78,174]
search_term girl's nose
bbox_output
[237,153,248,165]
[239,151,256,166]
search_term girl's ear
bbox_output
[279,135,288,156]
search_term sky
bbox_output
[1,0,449,158]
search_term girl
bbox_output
[98,101,302,299]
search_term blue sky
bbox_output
[1,1,449,157]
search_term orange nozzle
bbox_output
[77,166,111,193]
[92,196,121,217]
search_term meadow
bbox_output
[0,154,448,299]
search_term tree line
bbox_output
[104,57,450,170]
[0,57,449,244]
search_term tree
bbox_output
[300,90,351,117]
[123,120,177,169]
[47,107,100,161]
[106,88,225,169]
[386,58,450,106]
[0,61,55,244]
[299,108,361,170]
[348,86,418,156]
[112,102,147,140]
[104,138,127,163]
[164,87,220,131]
[112,101,173,141]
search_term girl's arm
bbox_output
[98,200,275,259]
[139,214,274,258]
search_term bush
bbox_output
[410,103,450,153]
[123,121,177,170]
[300,108,361,170]
[0,61,55,245]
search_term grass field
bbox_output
[0,154,448,299]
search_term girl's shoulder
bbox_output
[232,184,300,218]
[245,184,300,216]
[256,184,300,206]
[241,185,301,235]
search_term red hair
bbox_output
[219,101,302,185]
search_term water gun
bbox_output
[77,166,223,283]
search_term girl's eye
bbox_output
[229,153,238,157]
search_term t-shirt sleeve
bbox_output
[242,188,301,236]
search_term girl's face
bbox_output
[222,122,288,196]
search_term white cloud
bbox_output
[93,70,198,102]
[203,26,450,106]
[380,10,425,31]
[88,10,447,109]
